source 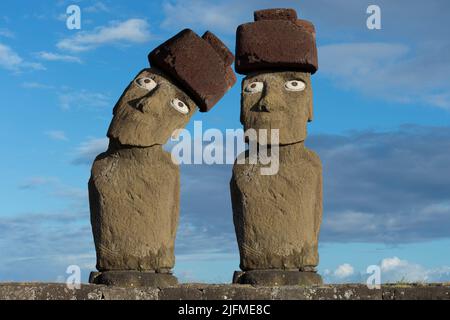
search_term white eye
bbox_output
[285,80,306,91]
[170,98,190,114]
[245,81,264,93]
[135,77,157,91]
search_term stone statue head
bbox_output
[108,29,236,148]
[235,8,318,145]
[107,68,197,147]
[241,70,313,145]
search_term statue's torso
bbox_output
[89,145,179,271]
[231,143,323,270]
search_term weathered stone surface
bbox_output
[233,270,323,286]
[275,285,382,300]
[201,284,275,300]
[231,142,322,271]
[0,283,104,300]
[149,29,236,112]
[202,31,235,67]
[240,71,313,145]
[235,9,317,75]
[254,8,298,22]
[159,284,204,300]
[1,283,449,300]
[233,21,322,278]
[89,144,180,272]
[99,286,159,300]
[107,68,197,148]
[90,271,178,288]
[382,284,450,300]
[90,64,204,277]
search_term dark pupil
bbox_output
[144,79,151,83]
[178,102,184,107]
[292,81,298,86]
[251,83,256,88]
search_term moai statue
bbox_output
[230,8,323,286]
[89,29,236,287]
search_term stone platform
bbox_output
[233,270,323,286]
[89,271,178,288]
[0,283,449,300]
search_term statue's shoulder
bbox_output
[302,147,322,169]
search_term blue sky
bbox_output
[1,0,450,284]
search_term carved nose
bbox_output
[258,104,270,112]
[136,101,145,112]
[135,97,150,113]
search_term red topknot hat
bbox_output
[235,8,318,75]
[149,29,236,112]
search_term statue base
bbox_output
[89,271,178,288]
[233,270,323,286]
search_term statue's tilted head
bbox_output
[108,29,237,147]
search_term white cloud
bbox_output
[55,12,67,22]
[334,263,355,278]
[160,0,274,34]
[0,43,45,71]
[84,1,110,13]
[45,130,68,141]
[427,93,450,110]
[162,0,240,34]
[320,43,409,79]
[323,201,450,244]
[18,176,58,190]
[36,51,82,64]
[50,186,86,201]
[319,42,450,110]
[57,19,151,52]
[58,89,110,110]
[381,257,407,271]
[72,137,109,165]
[380,257,450,283]
[324,211,378,234]
[22,82,54,89]
[322,257,450,284]
[23,82,110,110]
[0,211,94,282]
[18,175,86,204]
[0,28,14,38]
[21,82,109,110]
[309,126,450,243]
